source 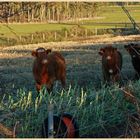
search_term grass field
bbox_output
[94,5,140,23]
[0,35,140,138]
[0,5,140,39]
[0,24,73,37]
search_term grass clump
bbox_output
[0,81,140,138]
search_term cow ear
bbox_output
[98,48,105,56]
[46,49,52,54]
[32,51,37,57]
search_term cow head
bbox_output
[32,48,52,64]
[124,43,140,59]
[99,45,117,60]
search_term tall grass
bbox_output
[0,80,140,138]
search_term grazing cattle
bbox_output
[32,47,66,93]
[99,45,122,83]
[124,43,140,78]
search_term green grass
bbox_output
[0,81,140,138]
[0,23,73,37]
[0,35,140,138]
[77,5,140,24]
[0,5,140,39]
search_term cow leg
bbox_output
[113,74,123,87]
[46,79,54,94]
[47,84,53,94]
[115,74,120,82]
[61,77,66,89]
[36,83,42,92]
[103,71,110,84]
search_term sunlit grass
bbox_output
[0,5,140,38]
[0,80,140,138]
[0,23,74,37]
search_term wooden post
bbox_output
[42,33,45,41]
[48,103,54,138]
[95,28,97,35]
[54,32,57,41]
[75,28,78,37]
[124,22,126,28]
[65,30,67,39]
[31,34,34,42]
[85,29,87,38]
[7,38,9,43]
[134,23,136,30]
[19,36,22,42]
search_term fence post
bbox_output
[19,36,22,42]
[54,32,57,41]
[48,103,54,138]
[65,30,68,39]
[85,29,88,38]
[75,28,78,37]
[125,22,127,28]
[95,28,97,35]
[7,38,9,43]
[31,34,34,42]
[134,23,136,30]
[42,33,45,41]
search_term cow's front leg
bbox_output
[61,77,66,89]
[113,73,120,83]
[46,78,55,94]
[36,83,42,93]
[47,84,53,94]
[103,70,110,84]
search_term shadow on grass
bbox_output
[0,43,137,95]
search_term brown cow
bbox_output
[99,45,122,83]
[124,43,140,78]
[32,47,66,93]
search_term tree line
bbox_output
[0,2,139,23]
[0,2,99,23]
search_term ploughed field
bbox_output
[0,35,140,138]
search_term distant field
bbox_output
[96,5,140,23]
[0,24,73,37]
[0,5,140,39]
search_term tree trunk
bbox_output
[52,6,55,21]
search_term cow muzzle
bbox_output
[109,69,113,74]
[106,56,112,60]
[42,59,48,64]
